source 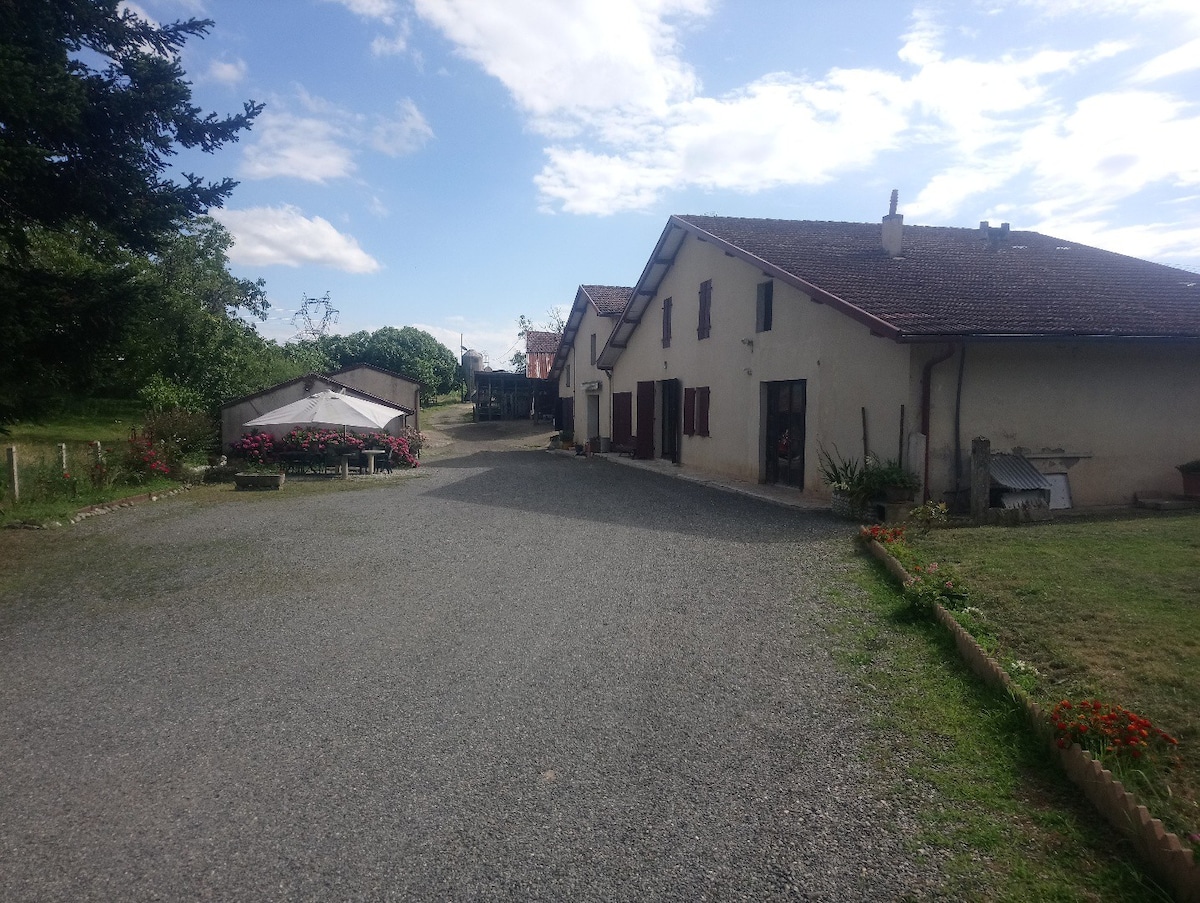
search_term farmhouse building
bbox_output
[549,284,633,446]
[589,201,1200,508]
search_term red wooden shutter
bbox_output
[696,386,710,436]
[698,280,711,339]
[662,296,672,348]
[683,387,696,435]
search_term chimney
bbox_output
[882,189,903,257]
[979,220,1012,248]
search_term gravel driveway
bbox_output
[0,419,936,901]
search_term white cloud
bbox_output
[241,111,356,182]
[414,0,711,128]
[207,58,248,86]
[239,93,433,181]
[412,0,1200,267]
[1132,36,1200,81]
[369,99,434,155]
[212,205,381,273]
[371,30,409,56]
[322,0,401,22]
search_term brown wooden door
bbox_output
[661,379,681,463]
[612,392,633,445]
[635,381,655,459]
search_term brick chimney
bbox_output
[882,189,903,257]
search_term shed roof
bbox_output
[525,330,561,354]
[990,453,1052,491]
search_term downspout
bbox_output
[603,367,614,450]
[920,344,957,502]
[952,343,967,503]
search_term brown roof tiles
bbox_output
[676,215,1200,339]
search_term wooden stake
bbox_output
[6,446,18,503]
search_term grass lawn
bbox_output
[908,513,1200,843]
[834,556,1174,901]
[1,399,175,526]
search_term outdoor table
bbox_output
[361,449,386,474]
[338,453,354,479]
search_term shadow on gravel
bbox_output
[422,447,839,544]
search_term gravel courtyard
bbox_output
[0,417,938,901]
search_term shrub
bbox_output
[123,429,173,482]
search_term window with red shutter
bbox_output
[683,387,696,436]
[698,280,712,339]
[662,297,672,348]
[696,386,710,436]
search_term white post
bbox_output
[59,443,68,473]
[6,446,18,503]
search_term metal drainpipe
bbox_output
[920,344,957,502]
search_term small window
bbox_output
[589,333,597,365]
[662,296,672,348]
[683,387,696,436]
[698,280,712,340]
[756,281,773,333]
[565,363,571,387]
[696,386,710,436]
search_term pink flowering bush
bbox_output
[229,431,276,466]
[230,428,418,469]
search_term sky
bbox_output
[140,0,1200,368]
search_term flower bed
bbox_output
[230,427,419,469]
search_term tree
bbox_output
[119,219,301,412]
[0,1,261,422]
[0,0,262,252]
[0,223,155,418]
[154,217,268,321]
[316,326,460,405]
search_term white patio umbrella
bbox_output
[244,390,407,433]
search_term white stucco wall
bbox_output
[609,234,912,494]
[923,342,1200,506]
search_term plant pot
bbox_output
[1182,470,1200,499]
[234,472,285,491]
[830,489,867,520]
[884,485,916,503]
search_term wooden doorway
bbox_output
[661,379,681,464]
[635,381,655,459]
[764,380,806,487]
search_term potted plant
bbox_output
[870,458,920,503]
[1177,459,1200,498]
[818,445,868,518]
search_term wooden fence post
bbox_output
[6,446,18,503]
[58,443,68,473]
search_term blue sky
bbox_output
[143,0,1200,367]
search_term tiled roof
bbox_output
[676,215,1200,338]
[581,284,632,316]
[525,330,561,353]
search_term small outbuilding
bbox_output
[220,364,421,451]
